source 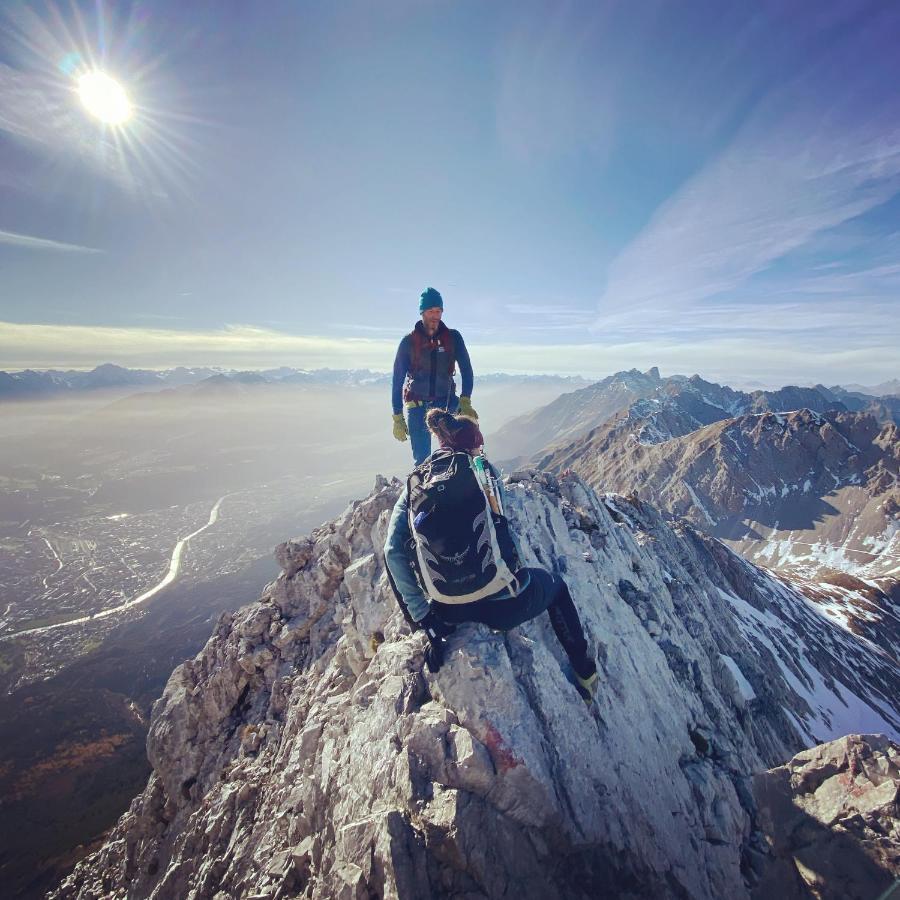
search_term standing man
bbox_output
[391,287,477,465]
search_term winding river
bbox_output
[6,495,227,640]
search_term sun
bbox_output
[77,71,133,125]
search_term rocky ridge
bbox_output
[541,409,899,580]
[488,367,672,463]
[489,368,900,466]
[53,473,900,899]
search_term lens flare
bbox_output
[77,71,133,125]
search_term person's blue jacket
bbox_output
[383,461,530,622]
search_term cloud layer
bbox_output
[1,320,895,389]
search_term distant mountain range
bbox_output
[0,363,588,400]
[0,364,386,397]
[843,378,900,397]
[497,370,897,608]
[493,366,900,464]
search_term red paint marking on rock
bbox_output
[481,723,524,774]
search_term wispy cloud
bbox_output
[600,294,899,343]
[503,302,593,331]
[0,229,102,254]
[496,7,615,165]
[504,303,589,318]
[133,313,187,322]
[597,9,900,326]
[327,323,403,334]
[0,322,397,372]
[0,62,61,144]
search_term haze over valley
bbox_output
[0,366,589,896]
[1,368,580,681]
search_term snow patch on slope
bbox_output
[716,587,898,740]
[720,654,756,701]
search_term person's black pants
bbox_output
[433,568,596,680]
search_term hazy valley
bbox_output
[0,367,579,898]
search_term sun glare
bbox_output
[77,71,133,125]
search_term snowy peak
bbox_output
[748,386,846,415]
[719,410,888,490]
[618,379,854,447]
[544,407,899,588]
[54,473,900,899]
[492,367,900,467]
[489,367,671,462]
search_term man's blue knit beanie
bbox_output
[419,287,443,313]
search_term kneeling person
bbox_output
[383,408,598,703]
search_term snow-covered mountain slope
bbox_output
[492,368,900,468]
[53,473,900,899]
[532,379,854,464]
[789,572,900,663]
[541,409,899,584]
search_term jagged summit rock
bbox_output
[753,734,900,899]
[52,474,900,899]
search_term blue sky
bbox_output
[1,0,898,386]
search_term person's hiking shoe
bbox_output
[575,670,599,705]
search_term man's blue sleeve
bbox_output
[384,489,431,622]
[392,336,411,415]
[454,331,474,397]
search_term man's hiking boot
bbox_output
[575,670,599,705]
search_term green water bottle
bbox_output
[473,454,501,515]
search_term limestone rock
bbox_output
[51,473,900,900]
[753,734,900,899]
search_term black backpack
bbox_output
[407,450,521,604]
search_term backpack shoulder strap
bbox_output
[408,325,425,373]
[442,325,456,374]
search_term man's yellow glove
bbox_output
[458,396,478,420]
[392,413,409,442]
